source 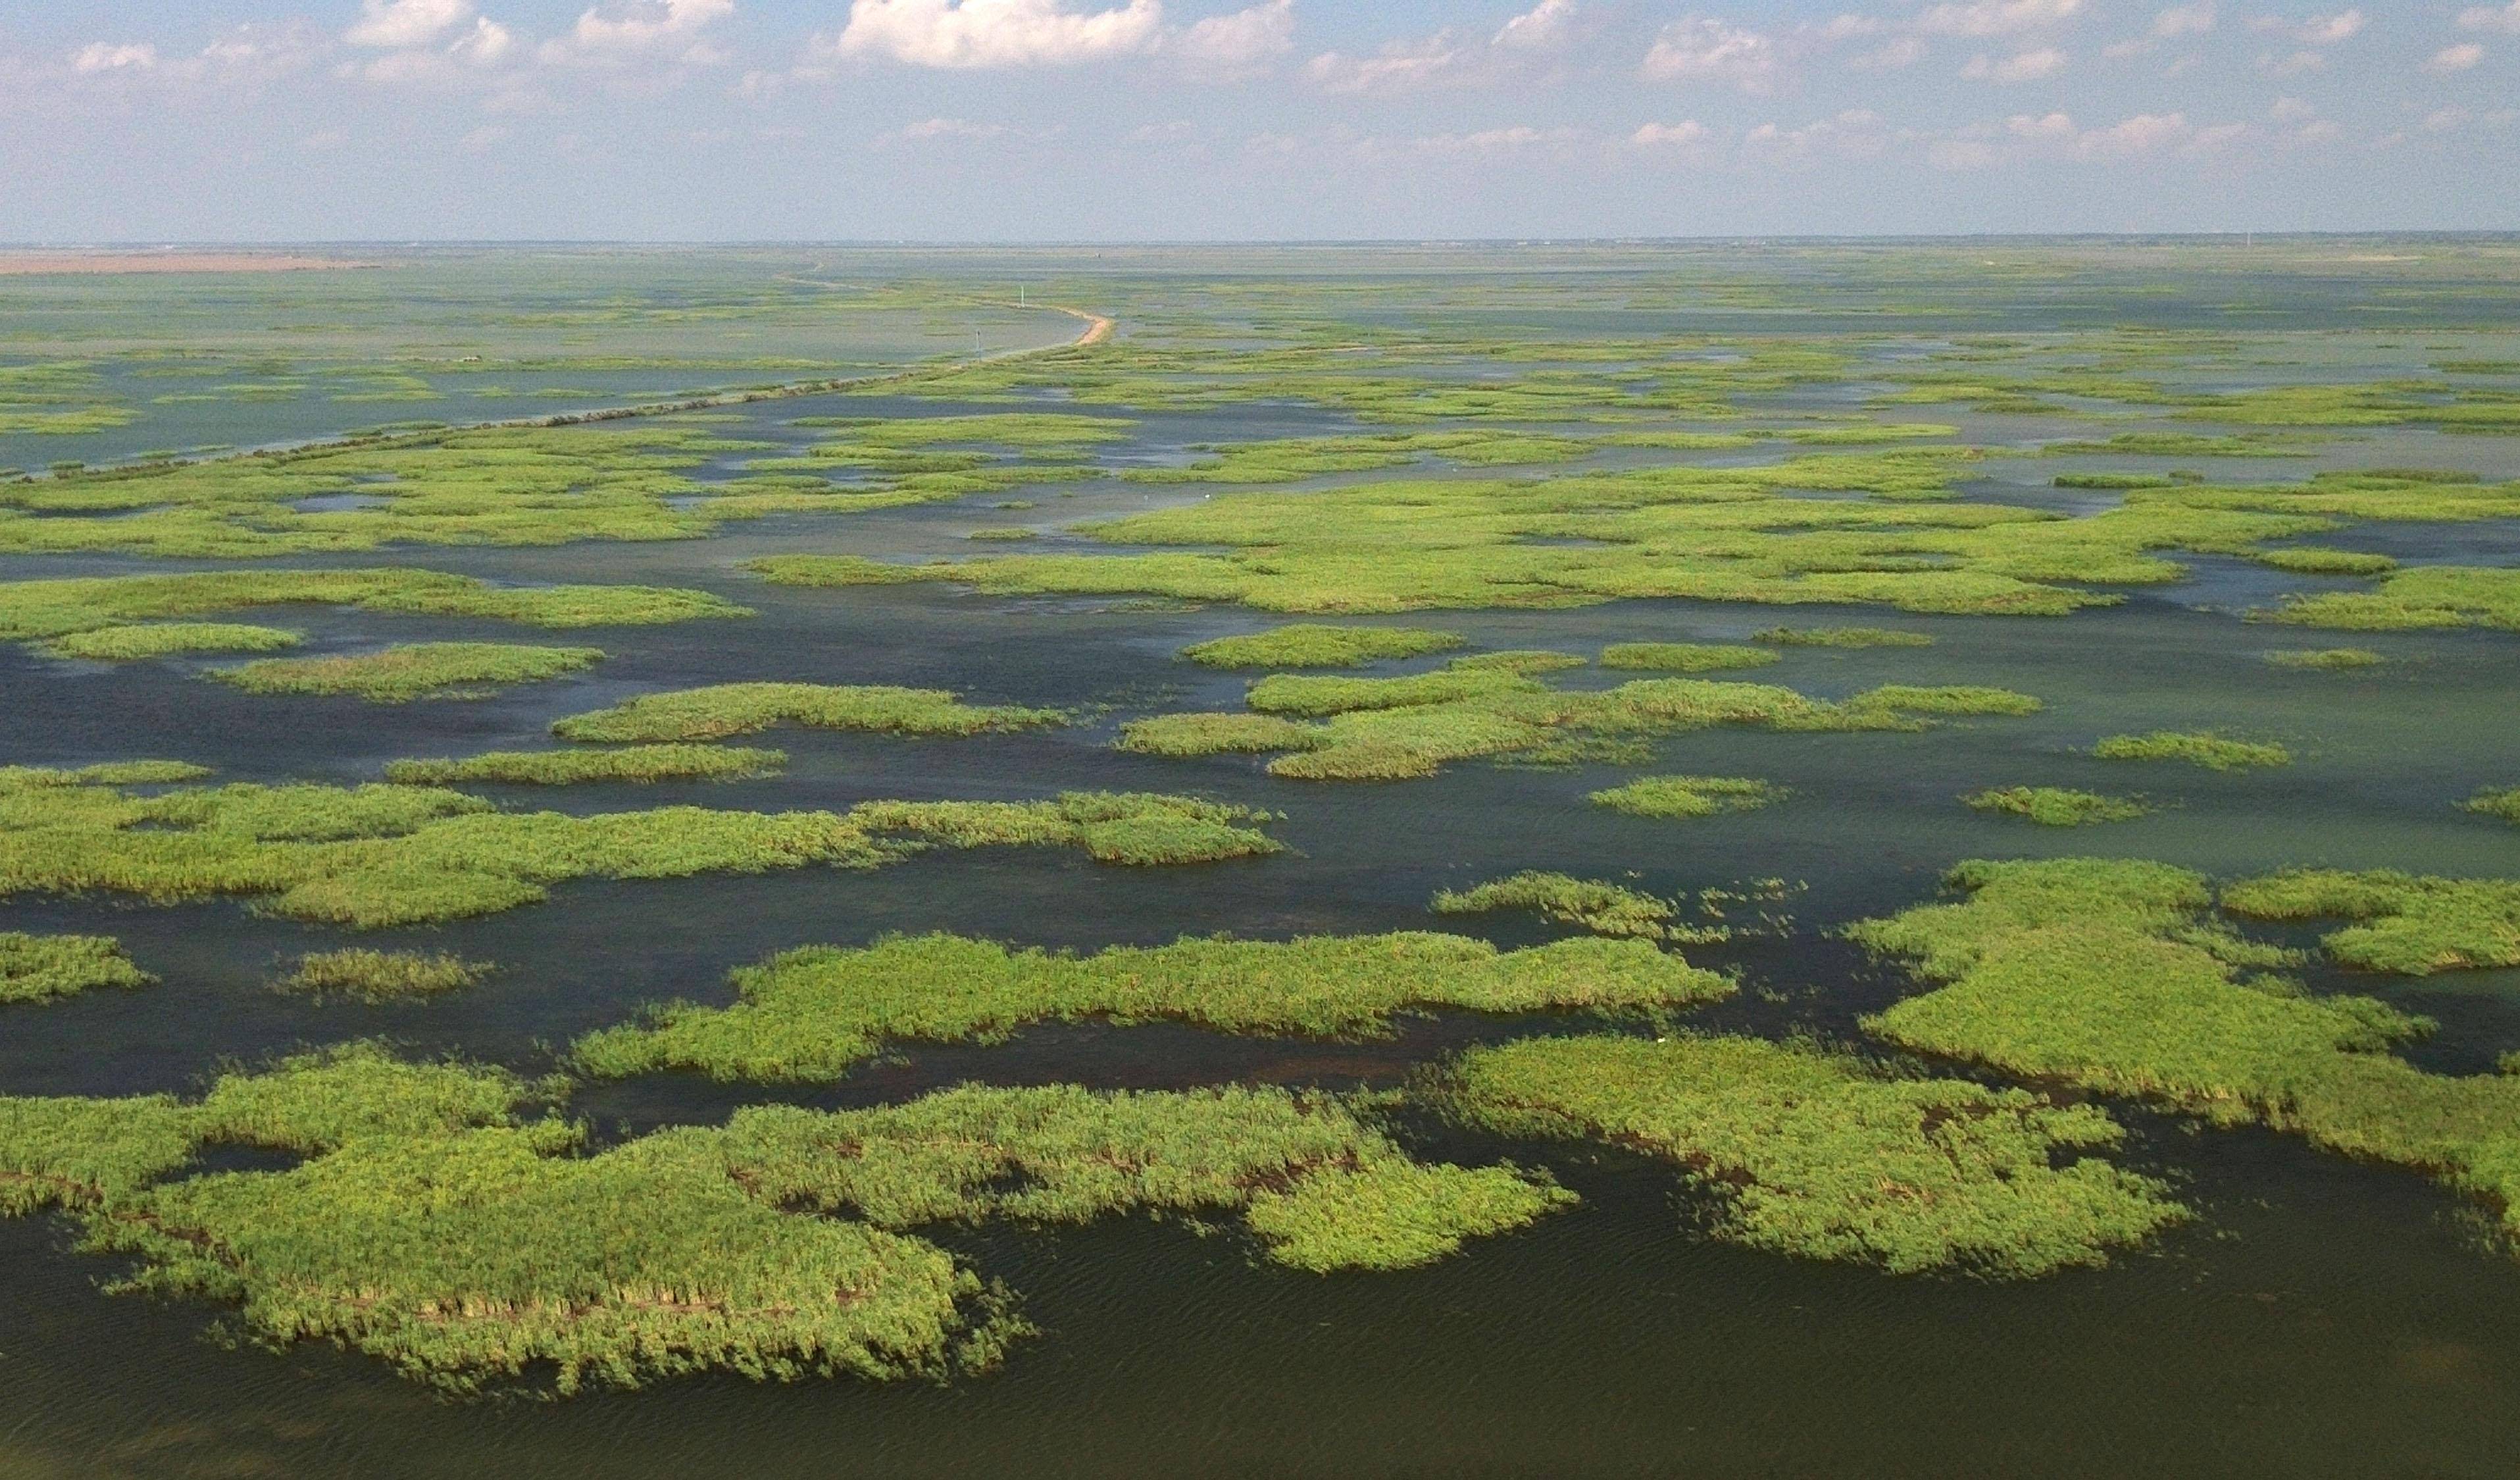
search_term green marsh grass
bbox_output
[2269,567,2520,633]
[2467,789,2520,824]
[272,949,493,1002]
[2221,871,2520,974]
[213,643,603,703]
[1178,624,1465,670]
[1429,872,1725,943]
[0,776,1280,927]
[384,745,786,785]
[572,931,1734,1082]
[1965,787,2150,826]
[1753,626,1934,647]
[1853,858,2520,1253]
[1597,643,1779,674]
[2094,731,2292,770]
[2263,648,2383,670]
[1588,776,1782,820]
[43,622,302,660]
[0,569,747,647]
[1446,1033,2185,1277]
[0,933,153,1004]
[0,1044,1565,1394]
[552,683,1064,743]
[1121,668,2039,784]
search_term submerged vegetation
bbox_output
[1853,859,2520,1250]
[0,932,153,1004]
[211,643,604,703]
[1966,787,2150,826]
[573,931,1732,1081]
[1446,1033,2185,1277]
[272,949,493,1002]
[552,683,1064,743]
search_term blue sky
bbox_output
[3,1,2514,241]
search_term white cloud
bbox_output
[2462,3,2520,34]
[345,0,478,49]
[71,42,160,74]
[831,0,1163,68]
[1852,36,1927,68]
[1355,124,1586,162]
[1306,36,1473,91]
[1916,0,2082,38]
[2152,4,2213,37]
[1962,46,2065,81]
[2296,11,2365,45]
[1641,18,1779,92]
[1745,110,1892,163]
[1495,0,1581,49]
[1174,0,1294,70]
[2073,111,2191,157]
[2269,95,2315,122]
[894,115,1013,139]
[1630,118,1707,145]
[2427,42,2486,72]
[544,0,736,62]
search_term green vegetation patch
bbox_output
[0,1041,1562,1394]
[211,643,603,703]
[1446,1034,2184,1277]
[43,623,303,661]
[574,931,1732,1082]
[0,775,1279,927]
[1966,787,2150,827]
[715,1083,1571,1275]
[272,950,493,1002]
[0,932,153,1004]
[1597,643,1779,674]
[2094,731,2292,770]
[1432,872,1682,941]
[2263,648,2383,670]
[2269,567,2520,633]
[553,683,1064,743]
[1589,776,1783,820]
[2222,871,2520,975]
[2467,789,2520,824]
[1753,626,1934,648]
[385,745,786,786]
[1178,624,1465,670]
[1123,667,2038,785]
[1852,858,2520,1251]
[2253,549,2399,577]
[0,569,747,647]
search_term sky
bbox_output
[2,0,2515,241]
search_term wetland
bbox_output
[4,239,2520,1477]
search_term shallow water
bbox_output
[3,243,2520,1477]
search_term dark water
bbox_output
[3,246,2520,1477]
